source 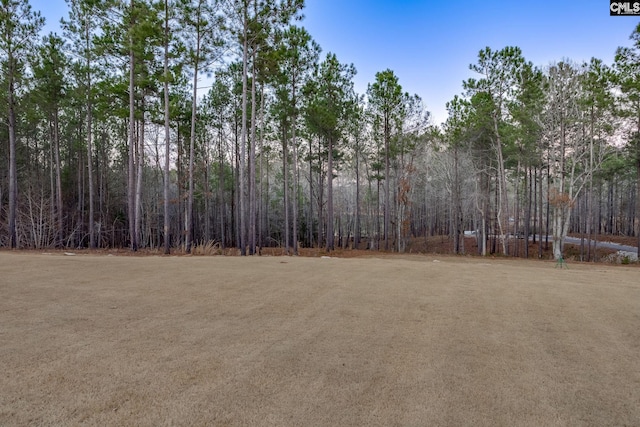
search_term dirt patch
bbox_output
[1,252,639,426]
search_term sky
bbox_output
[31,0,640,126]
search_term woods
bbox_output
[1,0,640,260]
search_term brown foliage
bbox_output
[548,187,575,208]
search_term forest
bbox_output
[1,0,640,261]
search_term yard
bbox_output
[1,252,639,426]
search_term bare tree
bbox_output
[544,61,589,260]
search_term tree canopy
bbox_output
[1,0,639,262]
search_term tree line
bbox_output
[1,0,640,260]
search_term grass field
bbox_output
[1,252,639,426]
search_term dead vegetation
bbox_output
[1,252,640,426]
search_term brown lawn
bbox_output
[1,252,639,426]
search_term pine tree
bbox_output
[224,0,303,255]
[304,53,356,252]
[0,0,44,248]
[271,25,319,254]
[62,0,106,249]
[614,23,640,258]
[367,70,403,251]
[177,0,224,253]
[32,33,68,247]
[464,46,527,255]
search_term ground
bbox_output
[1,251,639,426]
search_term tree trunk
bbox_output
[636,113,640,259]
[218,125,225,248]
[524,165,531,259]
[258,86,265,250]
[354,138,360,249]
[492,114,509,255]
[283,126,290,253]
[552,118,568,261]
[292,129,299,255]
[291,79,298,255]
[552,204,563,260]
[135,116,144,250]
[308,138,313,247]
[186,17,201,254]
[53,111,63,247]
[538,166,543,258]
[176,126,184,247]
[384,116,390,251]
[317,140,324,249]
[128,3,137,251]
[8,65,18,248]
[204,136,210,241]
[239,15,248,255]
[163,0,171,254]
[249,55,257,255]
[77,148,85,247]
[376,178,381,251]
[48,122,55,244]
[86,23,95,249]
[326,137,334,251]
[453,147,463,254]
[514,160,521,257]
[234,119,241,250]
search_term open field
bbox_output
[1,252,640,426]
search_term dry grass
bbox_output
[1,252,640,426]
[191,240,222,256]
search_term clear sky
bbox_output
[32,0,640,125]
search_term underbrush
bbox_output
[9,234,635,265]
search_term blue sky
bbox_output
[32,0,640,125]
